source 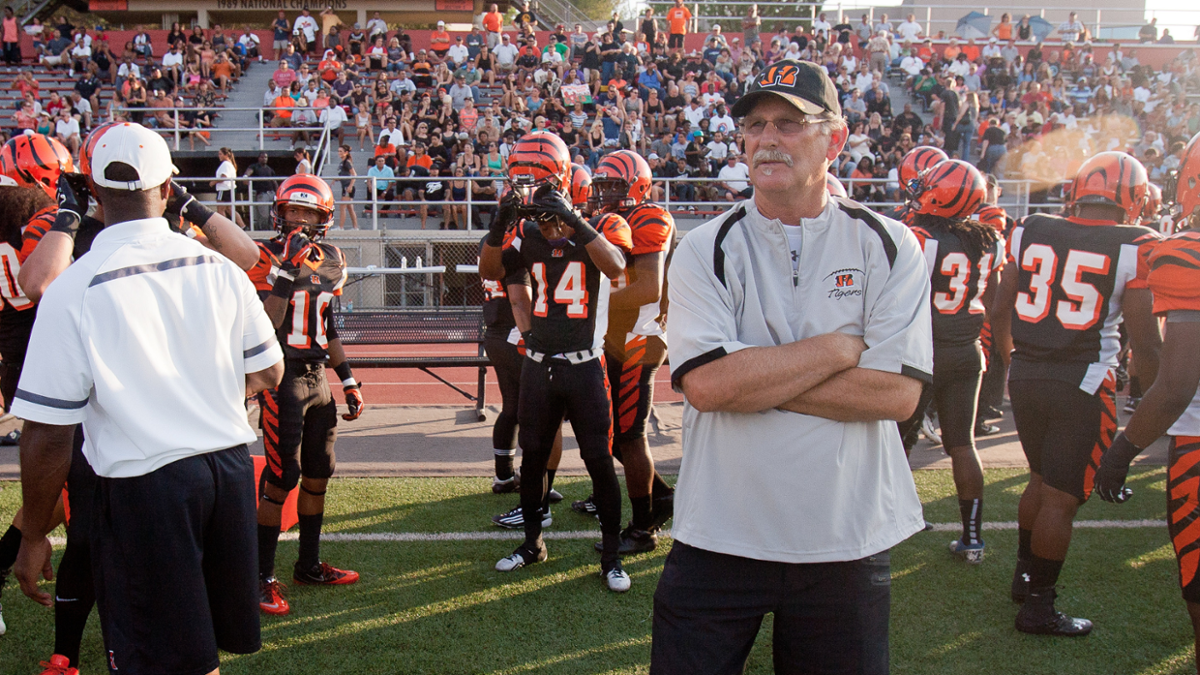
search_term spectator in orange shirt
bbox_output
[483,3,503,49]
[270,92,294,127]
[13,100,37,131]
[943,38,961,62]
[319,50,342,82]
[431,21,452,61]
[666,0,692,54]
[211,53,235,94]
[960,39,980,63]
[917,39,934,62]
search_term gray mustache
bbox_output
[752,150,795,168]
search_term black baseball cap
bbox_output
[731,59,841,118]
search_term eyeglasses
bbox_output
[743,116,824,138]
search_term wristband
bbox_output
[269,269,295,299]
[486,227,505,247]
[571,219,599,246]
[334,361,354,383]
[49,209,81,237]
[181,196,216,228]
[1103,432,1143,468]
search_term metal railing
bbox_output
[169,173,1062,232]
[114,105,347,152]
[646,1,1198,41]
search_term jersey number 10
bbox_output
[288,290,335,349]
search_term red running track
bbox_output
[339,344,684,406]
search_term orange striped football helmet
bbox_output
[899,146,948,196]
[273,173,336,238]
[591,150,652,212]
[975,204,1008,232]
[826,173,848,198]
[913,160,986,219]
[1174,132,1200,224]
[1068,151,1148,224]
[569,164,592,208]
[0,134,74,198]
[507,131,572,206]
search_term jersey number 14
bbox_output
[531,261,588,318]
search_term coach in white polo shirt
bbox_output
[652,60,932,674]
[12,123,284,675]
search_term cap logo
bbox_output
[758,63,799,88]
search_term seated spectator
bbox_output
[431,21,451,61]
[54,107,80,154]
[68,91,92,131]
[13,101,37,131]
[367,154,395,211]
[148,87,176,129]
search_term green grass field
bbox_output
[0,467,1195,674]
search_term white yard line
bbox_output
[44,519,1167,546]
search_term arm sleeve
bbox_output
[239,271,283,373]
[9,281,92,425]
[855,223,934,383]
[666,232,750,391]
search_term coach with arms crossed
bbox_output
[12,123,284,675]
[652,60,933,675]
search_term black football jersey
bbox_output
[911,225,1004,347]
[501,214,632,356]
[1007,213,1159,393]
[479,235,519,340]
[277,241,348,362]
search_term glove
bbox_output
[489,191,521,246]
[270,230,313,298]
[280,230,314,270]
[166,181,216,228]
[51,174,84,237]
[530,187,596,244]
[342,383,364,421]
[1094,432,1141,503]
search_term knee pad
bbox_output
[264,458,301,492]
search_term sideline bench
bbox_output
[332,307,489,421]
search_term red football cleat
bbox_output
[260,577,290,616]
[293,561,359,586]
[39,654,79,675]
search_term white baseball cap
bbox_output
[437,20,445,26]
[89,122,178,191]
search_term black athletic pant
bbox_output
[517,355,621,563]
[485,333,522,451]
[56,426,95,668]
[652,542,892,675]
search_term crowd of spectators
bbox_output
[5,5,1200,228]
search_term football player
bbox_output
[479,131,633,592]
[992,151,1162,636]
[1093,133,1200,671]
[887,145,949,224]
[579,150,677,554]
[5,125,256,674]
[907,160,1003,563]
[257,174,364,616]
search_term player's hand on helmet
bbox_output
[342,383,364,421]
[1094,432,1140,503]
[489,190,522,245]
[531,185,598,244]
[50,174,84,237]
[166,180,216,228]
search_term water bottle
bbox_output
[346,301,354,312]
[401,256,408,268]
[416,256,423,268]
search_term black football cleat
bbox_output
[594,525,658,555]
[571,494,598,517]
[647,491,675,531]
[1015,589,1092,637]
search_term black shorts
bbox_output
[668,33,685,48]
[1168,436,1200,603]
[341,182,355,199]
[518,355,611,461]
[651,541,891,675]
[606,334,667,443]
[91,445,261,673]
[931,342,984,449]
[261,361,338,491]
[1009,373,1117,502]
[64,426,95,536]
